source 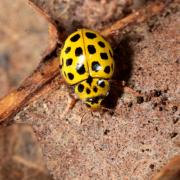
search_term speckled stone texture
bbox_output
[14,3,180,180]
[0,0,48,98]
[30,0,139,33]
[0,1,51,179]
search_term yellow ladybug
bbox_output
[60,29,115,109]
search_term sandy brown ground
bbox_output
[0,0,180,180]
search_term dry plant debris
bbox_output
[0,0,180,179]
[0,1,167,125]
[152,156,180,180]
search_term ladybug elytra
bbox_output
[60,29,115,108]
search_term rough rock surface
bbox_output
[0,124,53,180]
[31,0,143,33]
[14,2,180,180]
[0,1,51,179]
[0,0,48,98]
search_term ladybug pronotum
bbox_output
[60,29,115,109]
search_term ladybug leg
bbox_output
[60,93,79,119]
[68,93,79,109]
[67,85,79,109]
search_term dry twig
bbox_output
[0,1,168,125]
[101,2,165,37]
[152,156,180,180]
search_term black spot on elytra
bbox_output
[70,34,80,42]
[100,52,108,60]
[86,76,93,86]
[92,61,101,72]
[78,84,84,92]
[109,50,113,57]
[98,41,105,48]
[86,32,97,39]
[88,45,96,54]
[66,58,73,66]
[76,64,86,74]
[97,80,105,88]
[86,88,91,94]
[68,73,74,80]
[75,47,83,56]
[65,47,71,54]
[104,66,110,74]
[93,86,98,92]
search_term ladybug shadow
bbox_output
[102,35,136,109]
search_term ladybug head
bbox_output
[84,95,106,109]
[75,78,110,109]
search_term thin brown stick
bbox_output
[152,155,180,180]
[0,1,169,125]
[28,0,57,27]
[101,2,165,37]
[0,54,59,125]
[28,0,66,42]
